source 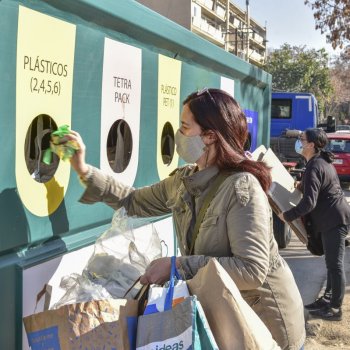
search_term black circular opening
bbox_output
[107,120,133,173]
[24,114,59,183]
[161,122,175,166]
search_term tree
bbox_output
[264,44,333,117]
[326,52,350,120]
[305,0,350,49]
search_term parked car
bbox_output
[336,125,350,132]
[326,132,350,182]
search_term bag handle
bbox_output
[123,277,150,315]
[34,284,52,312]
[164,256,181,311]
[189,172,230,254]
[123,277,150,300]
[123,277,141,298]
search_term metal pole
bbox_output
[264,21,267,64]
[246,0,250,61]
[225,0,230,51]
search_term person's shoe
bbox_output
[304,296,330,311]
[309,305,342,321]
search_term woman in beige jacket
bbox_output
[68,88,305,350]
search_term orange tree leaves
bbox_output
[305,0,350,49]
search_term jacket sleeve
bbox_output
[283,164,321,222]
[79,165,175,217]
[179,174,272,290]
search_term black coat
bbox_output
[284,154,350,233]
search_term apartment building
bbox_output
[137,0,267,67]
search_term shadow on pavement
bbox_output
[281,231,350,349]
[280,233,327,305]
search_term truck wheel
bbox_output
[273,212,292,249]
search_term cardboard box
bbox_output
[252,146,307,244]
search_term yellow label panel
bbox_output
[157,55,181,180]
[16,6,76,216]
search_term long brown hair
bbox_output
[183,88,271,192]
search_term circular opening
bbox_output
[24,114,59,183]
[107,119,133,173]
[161,122,175,166]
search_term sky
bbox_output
[233,0,340,55]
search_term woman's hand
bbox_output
[64,130,89,177]
[294,180,301,190]
[278,211,286,222]
[140,257,172,285]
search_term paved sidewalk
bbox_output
[305,247,350,349]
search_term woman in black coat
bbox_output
[280,128,350,321]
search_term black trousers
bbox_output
[321,224,349,308]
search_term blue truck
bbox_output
[270,92,318,163]
[269,92,319,248]
[270,92,318,137]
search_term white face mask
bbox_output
[295,139,304,154]
[175,129,206,163]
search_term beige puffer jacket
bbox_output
[80,164,305,350]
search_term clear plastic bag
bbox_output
[53,208,162,308]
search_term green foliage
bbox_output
[264,44,333,115]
